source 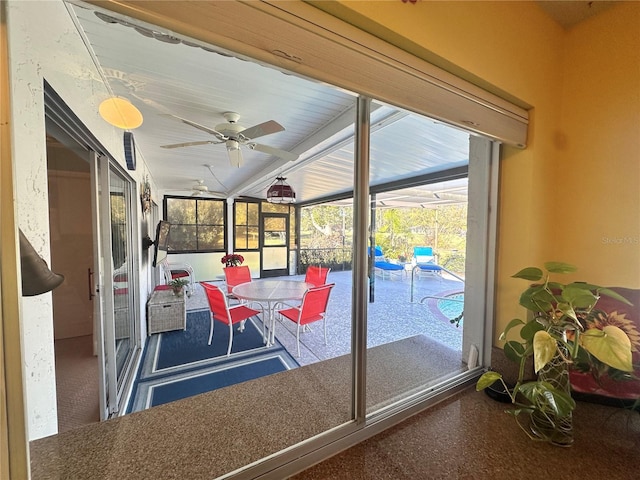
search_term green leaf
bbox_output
[520,285,556,313]
[556,302,578,322]
[544,262,577,274]
[476,371,502,391]
[513,267,543,281]
[598,287,633,306]
[533,331,557,372]
[581,326,633,372]
[562,285,598,309]
[506,407,535,417]
[520,320,544,342]
[518,381,576,417]
[499,318,525,341]
[504,340,526,363]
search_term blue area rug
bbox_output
[156,310,269,369]
[127,310,298,413]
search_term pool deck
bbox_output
[262,269,465,366]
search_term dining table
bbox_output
[232,279,312,347]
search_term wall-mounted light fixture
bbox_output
[99,97,143,129]
[266,177,296,204]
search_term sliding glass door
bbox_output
[98,156,139,414]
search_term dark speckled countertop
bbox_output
[31,385,640,480]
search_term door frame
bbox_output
[260,212,290,277]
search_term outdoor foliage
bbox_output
[165,197,225,251]
[299,203,467,272]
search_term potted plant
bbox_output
[168,278,189,296]
[477,261,634,446]
[221,253,244,268]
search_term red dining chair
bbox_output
[278,283,335,357]
[304,265,331,287]
[223,265,252,301]
[201,282,262,356]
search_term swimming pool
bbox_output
[435,293,464,327]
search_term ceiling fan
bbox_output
[166,179,225,197]
[161,112,298,167]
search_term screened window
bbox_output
[165,196,225,252]
[235,201,259,250]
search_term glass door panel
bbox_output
[261,213,289,277]
[99,157,138,413]
[109,170,135,381]
[365,102,470,414]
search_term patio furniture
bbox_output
[223,265,252,302]
[277,283,335,357]
[147,288,187,335]
[369,246,405,280]
[201,282,262,355]
[412,246,443,279]
[160,260,195,296]
[232,279,312,347]
[304,265,331,287]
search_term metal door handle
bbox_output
[88,268,95,300]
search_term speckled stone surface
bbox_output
[31,380,640,479]
[29,336,464,479]
[292,389,640,479]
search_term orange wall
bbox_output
[325,1,640,339]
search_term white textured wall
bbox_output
[7,0,154,439]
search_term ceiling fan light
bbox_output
[266,177,296,204]
[99,97,143,129]
[226,139,243,167]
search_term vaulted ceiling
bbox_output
[68,3,475,208]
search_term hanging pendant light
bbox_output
[266,177,296,204]
[99,96,143,129]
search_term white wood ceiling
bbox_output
[70,3,470,207]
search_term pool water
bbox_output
[437,293,464,326]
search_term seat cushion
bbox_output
[171,270,190,279]
[417,263,442,271]
[374,261,404,271]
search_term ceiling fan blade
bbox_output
[162,114,227,140]
[192,191,226,198]
[160,140,219,149]
[251,143,298,162]
[238,120,284,141]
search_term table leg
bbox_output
[264,301,275,347]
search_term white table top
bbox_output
[232,279,312,303]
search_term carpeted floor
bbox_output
[54,335,100,433]
[127,310,298,413]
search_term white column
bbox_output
[226,197,235,254]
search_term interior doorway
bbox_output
[46,130,100,432]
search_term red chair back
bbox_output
[201,282,231,324]
[223,265,251,294]
[298,283,334,325]
[305,265,331,287]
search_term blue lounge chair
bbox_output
[412,246,443,279]
[369,246,405,280]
